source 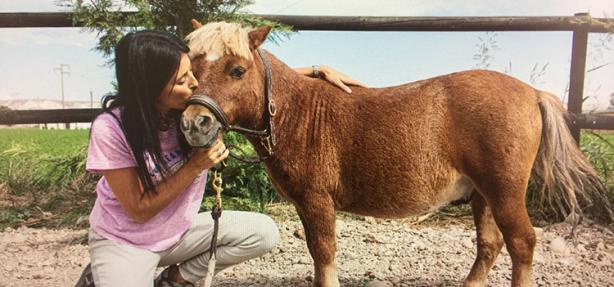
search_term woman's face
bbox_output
[158,53,198,114]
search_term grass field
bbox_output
[0,129,94,228]
[0,128,89,156]
[0,128,272,229]
[579,131,614,186]
[0,128,612,229]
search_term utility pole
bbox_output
[54,64,70,129]
[54,64,70,109]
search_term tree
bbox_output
[58,0,292,59]
[0,105,11,112]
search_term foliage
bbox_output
[579,132,614,223]
[200,131,276,213]
[0,128,276,229]
[0,129,96,228]
[57,0,293,59]
[0,105,11,112]
[580,132,614,215]
[529,62,549,85]
[472,32,499,69]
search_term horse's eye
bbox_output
[230,66,245,79]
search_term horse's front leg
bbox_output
[296,194,339,287]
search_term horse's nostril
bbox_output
[196,115,212,128]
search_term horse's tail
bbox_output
[531,91,613,223]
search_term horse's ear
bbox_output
[191,19,204,30]
[248,25,272,50]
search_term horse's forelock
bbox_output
[184,21,253,61]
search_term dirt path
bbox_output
[1,212,613,287]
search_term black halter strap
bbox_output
[186,49,277,163]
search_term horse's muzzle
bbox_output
[180,114,223,148]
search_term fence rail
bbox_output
[0,109,101,124]
[1,12,613,32]
[1,12,613,138]
[1,109,612,130]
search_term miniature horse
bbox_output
[180,21,606,287]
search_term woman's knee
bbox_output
[255,213,280,252]
[240,212,280,253]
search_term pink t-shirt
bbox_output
[86,108,207,252]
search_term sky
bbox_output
[0,0,613,112]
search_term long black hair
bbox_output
[102,30,191,194]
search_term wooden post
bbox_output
[568,12,590,144]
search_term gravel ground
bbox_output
[1,207,613,287]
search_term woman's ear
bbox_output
[248,26,272,50]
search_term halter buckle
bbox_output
[261,136,274,156]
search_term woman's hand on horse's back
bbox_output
[186,139,229,172]
[319,65,367,94]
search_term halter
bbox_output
[186,49,277,163]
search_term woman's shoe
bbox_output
[74,263,95,287]
[154,266,194,287]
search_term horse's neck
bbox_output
[268,56,332,106]
[254,55,354,162]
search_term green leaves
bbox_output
[0,129,97,228]
[202,131,276,213]
[59,0,293,60]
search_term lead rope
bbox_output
[202,165,224,287]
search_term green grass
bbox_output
[0,128,89,155]
[580,132,614,223]
[0,128,273,229]
[0,129,90,191]
[580,132,614,182]
[0,128,94,228]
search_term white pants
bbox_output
[89,211,280,287]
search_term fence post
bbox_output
[568,12,590,144]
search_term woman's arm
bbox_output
[103,140,228,223]
[294,65,367,93]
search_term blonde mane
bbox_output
[184,21,253,61]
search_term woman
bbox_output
[77,30,364,287]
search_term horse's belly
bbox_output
[340,174,474,219]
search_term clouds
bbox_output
[0,28,98,48]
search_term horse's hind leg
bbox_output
[477,180,536,287]
[492,193,536,287]
[464,191,504,287]
[296,195,339,287]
